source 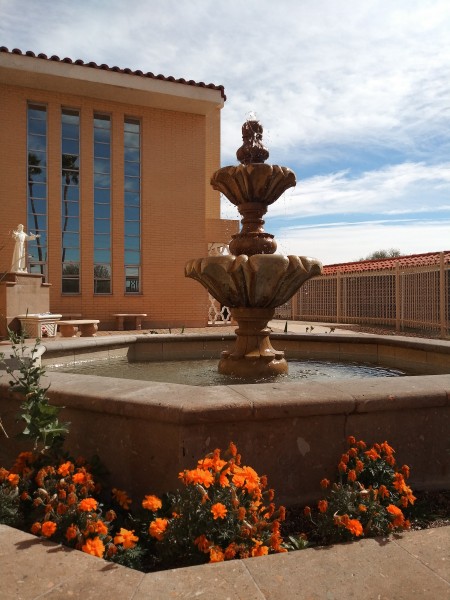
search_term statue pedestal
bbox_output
[218,307,288,378]
[0,272,51,338]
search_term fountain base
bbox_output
[218,307,288,378]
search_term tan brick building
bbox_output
[0,47,237,328]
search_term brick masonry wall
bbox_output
[0,82,236,328]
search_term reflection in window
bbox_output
[61,109,80,293]
[94,114,111,293]
[27,104,47,278]
[124,118,141,293]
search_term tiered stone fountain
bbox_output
[185,119,323,377]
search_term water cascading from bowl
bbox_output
[185,118,323,377]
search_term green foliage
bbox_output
[359,248,402,261]
[0,330,69,454]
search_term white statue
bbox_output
[11,224,40,272]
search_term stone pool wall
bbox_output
[0,333,449,505]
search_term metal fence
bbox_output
[275,255,450,338]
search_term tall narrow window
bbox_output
[93,114,111,293]
[61,109,80,293]
[124,118,141,293]
[27,104,47,277]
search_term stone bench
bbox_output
[58,320,99,338]
[113,313,147,331]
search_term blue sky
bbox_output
[1,0,449,264]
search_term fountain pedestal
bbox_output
[218,307,287,377]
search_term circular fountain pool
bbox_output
[47,356,407,386]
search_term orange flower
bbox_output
[95,520,108,535]
[401,465,410,479]
[378,485,390,499]
[194,534,211,553]
[278,506,286,521]
[345,519,363,537]
[67,492,78,506]
[348,447,358,458]
[105,510,117,522]
[318,500,328,513]
[232,465,260,493]
[224,542,237,560]
[179,468,214,488]
[142,495,162,512]
[211,502,228,520]
[7,473,19,487]
[347,469,357,482]
[320,478,330,489]
[365,447,381,461]
[238,506,246,521]
[228,441,238,457]
[357,440,367,450]
[72,471,88,484]
[386,504,405,527]
[340,453,349,464]
[380,441,395,456]
[114,528,139,549]
[30,522,41,535]
[65,524,78,541]
[57,461,73,477]
[41,521,57,538]
[338,461,347,473]
[393,473,408,494]
[251,540,269,557]
[347,435,356,445]
[57,502,68,515]
[209,546,225,563]
[82,537,105,558]
[355,460,364,473]
[303,506,311,516]
[148,518,169,541]
[78,498,98,512]
[358,504,367,513]
[112,488,132,510]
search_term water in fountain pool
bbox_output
[46,357,408,386]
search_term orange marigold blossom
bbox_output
[358,504,367,512]
[105,510,117,521]
[179,468,214,488]
[347,469,357,482]
[303,506,311,516]
[238,506,246,521]
[338,461,347,473]
[142,494,162,512]
[355,460,364,473]
[194,534,211,553]
[211,502,228,520]
[72,471,88,484]
[365,447,381,461]
[401,465,410,479]
[228,441,238,457]
[251,540,269,557]
[57,461,73,477]
[345,519,364,537]
[82,537,105,558]
[393,473,408,493]
[112,488,132,510]
[78,498,98,512]
[41,521,57,537]
[7,473,19,486]
[348,447,358,458]
[347,435,356,445]
[209,546,225,563]
[318,500,328,513]
[320,478,330,489]
[95,521,108,535]
[279,506,286,521]
[340,453,349,464]
[148,518,169,541]
[224,543,237,560]
[114,528,139,549]
[232,465,260,493]
[57,502,68,515]
[30,522,41,535]
[67,492,77,506]
[65,524,78,541]
[380,441,395,456]
[357,440,367,450]
[378,485,390,499]
[386,504,403,517]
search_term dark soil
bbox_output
[282,489,450,546]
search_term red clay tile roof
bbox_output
[0,46,226,100]
[324,251,450,274]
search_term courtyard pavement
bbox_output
[1,320,448,598]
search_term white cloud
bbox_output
[268,162,450,218]
[276,220,450,265]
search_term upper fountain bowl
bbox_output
[211,163,296,208]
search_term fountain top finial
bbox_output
[236,119,269,165]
